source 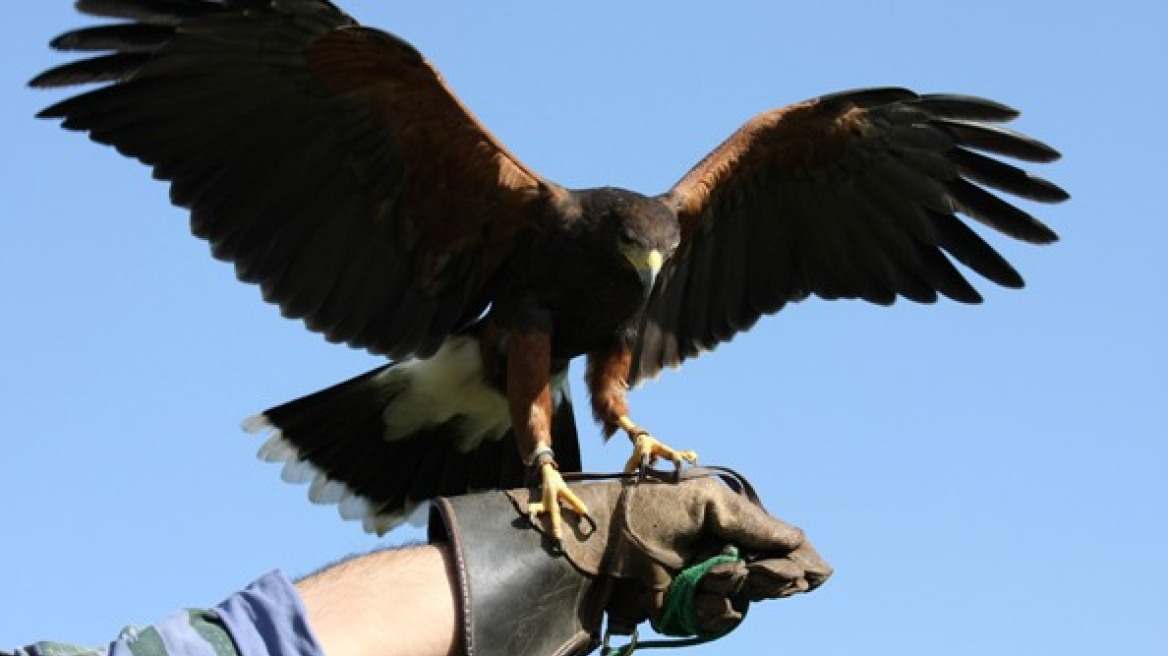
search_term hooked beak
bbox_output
[622,246,664,298]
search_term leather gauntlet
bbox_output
[428,469,830,656]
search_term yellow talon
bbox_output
[618,416,698,473]
[528,463,588,540]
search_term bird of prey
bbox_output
[32,0,1067,537]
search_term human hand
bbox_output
[519,469,830,637]
[430,466,830,656]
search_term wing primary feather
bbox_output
[950,147,1069,203]
[929,210,1025,289]
[30,53,151,90]
[74,0,226,23]
[846,179,941,303]
[814,87,918,110]
[915,94,1019,122]
[885,122,956,153]
[47,24,173,52]
[947,179,1060,244]
[869,149,954,215]
[913,241,982,303]
[40,66,278,129]
[934,119,1062,163]
[856,181,982,303]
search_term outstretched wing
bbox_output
[632,87,1067,383]
[31,0,556,359]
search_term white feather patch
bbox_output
[377,336,571,453]
[378,335,513,452]
[308,475,351,506]
[248,429,418,536]
[279,458,318,484]
[241,413,271,434]
[339,493,374,521]
[256,430,297,463]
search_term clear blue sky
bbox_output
[3,1,1165,654]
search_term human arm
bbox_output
[3,548,458,656]
[7,469,826,656]
[296,545,459,656]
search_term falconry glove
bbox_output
[427,468,831,656]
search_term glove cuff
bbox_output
[428,492,604,656]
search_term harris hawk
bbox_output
[31,0,1067,537]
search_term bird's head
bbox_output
[577,187,680,296]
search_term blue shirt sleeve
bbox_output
[212,571,324,656]
[6,571,324,656]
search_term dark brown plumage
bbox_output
[31,0,1067,533]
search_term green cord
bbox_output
[607,547,749,656]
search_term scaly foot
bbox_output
[619,416,698,473]
[528,463,589,541]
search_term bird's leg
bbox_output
[586,348,698,474]
[507,317,588,541]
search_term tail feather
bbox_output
[244,335,580,535]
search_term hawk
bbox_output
[32,0,1067,537]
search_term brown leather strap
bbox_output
[561,464,766,510]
